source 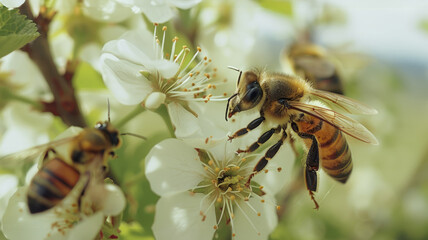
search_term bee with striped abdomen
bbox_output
[226,68,378,209]
[0,121,121,214]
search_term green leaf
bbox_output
[0,6,39,58]
[257,0,293,17]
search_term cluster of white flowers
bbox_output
[0,0,300,240]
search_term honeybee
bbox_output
[283,43,344,94]
[226,68,378,209]
[0,121,121,214]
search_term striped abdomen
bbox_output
[27,158,80,214]
[296,116,353,183]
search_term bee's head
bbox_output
[226,70,264,120]
[95,121,121,147]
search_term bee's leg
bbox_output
[246,128,287,187]
[237,126,281,153]
[228,115,265,141]
[295,128,320,210]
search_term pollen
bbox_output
[257,212,261,216]
[276,205,281,211]
[197,46,202,52]
[214,225,218,230]
[264,169,269,173]
[229,195,236,201]
[277,167,282,172]
[259,186,264,190]
[261,199,265,203]
[162,26,167,31]
[215,167,220,172]
[205,73,210,78]
[208,160,214,165]
[217,197,222,203]
[172,37,178,42]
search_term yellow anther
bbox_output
[162,26,167,31]
[208,160,214,166]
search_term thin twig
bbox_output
[18,2,86,127]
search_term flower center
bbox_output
[143,24,227,112]
[193,149,265,238]
[48,203,80,237]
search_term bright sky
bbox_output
[309,0,428,66]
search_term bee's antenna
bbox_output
[107,98,111,123]
[120,132,147,140]
[225,93,238,121]
[227,66,243,85]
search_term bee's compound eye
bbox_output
[95,122,107,130]
[243,82,262,103]
[109,132,120,146]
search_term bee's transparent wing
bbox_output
[0,137,75,170]
[289,101,378,145]
[310,89,378,115]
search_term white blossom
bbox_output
[0,0,25,8]
[145,138,294,240]
[100,24,225,137]
[115,0,202,23]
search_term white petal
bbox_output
[101,53,153,105]
[66,212,104,240]
[102,32,154,66]
[145,139,205,196]
[2,188,54,240]
[0,0,25,8]
[83,0,134,22]
[152,192,216,240]
[167,102,199,138]
[169,0,201,9]
[51,33,74,72]
[252,143,295,195]
[144,92,166,110]
[0,51,49,100]
[152,59,179,78]
[100,184,126,216]
[0,174,18,219]
[140,1,175,23]
[233,195,278,240]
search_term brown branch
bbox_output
[18,2,87,127]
